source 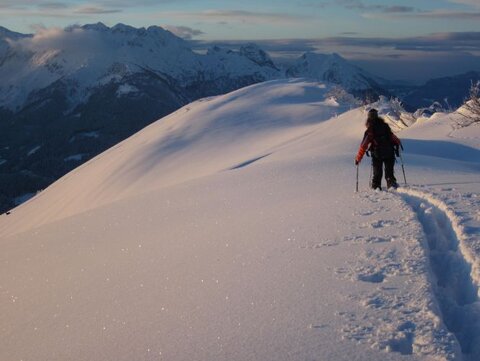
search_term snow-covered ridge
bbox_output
[0,79,354,237]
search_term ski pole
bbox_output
[399,152,407,185]
[355,164,359,192]
[369,162,373,189]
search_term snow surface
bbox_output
[0,79,479,361]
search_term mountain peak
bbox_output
[146,25,185,43]
[239,43,278,69]
[0,26,29,39]
[80,23,175,39]
[146,25,169,34]
[111,23,141,34]
[287,52,383,93]
[207,45,233,55]
[81,22,110,32]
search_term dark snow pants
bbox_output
[371,157,397,189]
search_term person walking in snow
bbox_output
[355,108,402,190]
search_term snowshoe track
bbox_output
[398,188,480,360]
[337,191,460,360]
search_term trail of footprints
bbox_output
[334,191,460,360]
[303,188,480,359]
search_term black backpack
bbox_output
[369,123,395,159]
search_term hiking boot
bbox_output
[387,179,399,189]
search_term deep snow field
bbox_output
[1,79,479,361]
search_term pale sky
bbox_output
[1,0,479,82]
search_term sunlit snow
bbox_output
[1,79,479,361]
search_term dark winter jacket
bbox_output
[356,121,401,163]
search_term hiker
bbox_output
[355,108,402,190]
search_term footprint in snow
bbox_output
[369,220,396,229]
[341,235,395,244]
[353,210,376,217]
[357,271,385,283]
[365,236,392,243]
[299,239,339,249]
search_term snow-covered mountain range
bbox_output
[0,22,383,113]
[1,79,479,361]
[0,23,283,111]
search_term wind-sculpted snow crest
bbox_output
[0,79,355,237]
